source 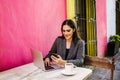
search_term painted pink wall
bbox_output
[0,0,66,71]
[96,0,107,57]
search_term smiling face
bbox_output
[62,25,75,41]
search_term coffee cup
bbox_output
[64,63,74,74]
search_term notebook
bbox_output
[31,49,63,71]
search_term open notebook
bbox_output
[31,49,63,71]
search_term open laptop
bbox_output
[31,49,63,71]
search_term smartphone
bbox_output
[51,53,59,58]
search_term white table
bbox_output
[0,63,92,80]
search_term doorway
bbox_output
[116,0,120,35]
[75,0,97,56]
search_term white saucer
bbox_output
[61,70,77,76]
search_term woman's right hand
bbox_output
[44,58,50,66]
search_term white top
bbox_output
[0,63,92,80]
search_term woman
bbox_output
[44,19,85,67]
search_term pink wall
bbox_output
[0,0,66,71]
[96,0,107,57]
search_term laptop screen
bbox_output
[31,49,46,70]
[31,49,63,71]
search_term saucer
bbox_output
[61,70,77,76]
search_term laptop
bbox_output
[31,49,63,71]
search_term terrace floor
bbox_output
[87,52,120,80]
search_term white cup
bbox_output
[65,63,74,74]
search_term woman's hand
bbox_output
[51,55,67,66]
[44,58,50,66]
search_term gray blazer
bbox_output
[45,37,85,67]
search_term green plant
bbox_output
[110,34,120,42]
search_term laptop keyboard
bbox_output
[45,66,54,70]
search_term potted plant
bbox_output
[109,35,120,42]
[107,34,120,56]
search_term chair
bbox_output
[84,55,115,80]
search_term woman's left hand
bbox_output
[51,55,66,66]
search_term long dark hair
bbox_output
[60,19,81,42]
